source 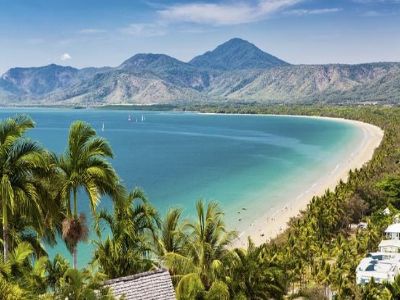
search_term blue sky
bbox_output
[0,0,399,73]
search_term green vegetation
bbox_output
[57,120,123,269]
[0,105,400,299]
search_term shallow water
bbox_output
[0,109,362,266]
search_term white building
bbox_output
[356,252,400,284]
[356,221,400,284]
[383,207,391,216]
[385,223,400,240]
[379,240,400,253]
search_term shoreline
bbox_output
[0,107,384,248]
[224,115,384,248]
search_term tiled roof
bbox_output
[104,268,176,300]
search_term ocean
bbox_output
[0,109,362,266]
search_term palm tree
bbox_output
[156,208,185,256]
[57,121,123,269]
[56,268,114,300]
[361,278,391,300]
[384,274,400,299]
[0,115,54,260]
[46,254,70,292]
[0,241,51,297]
[0,277,25,300]
[93,188,160,278]
[228,238,286,299]
[163,200,236,299]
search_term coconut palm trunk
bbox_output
[73,188,78,269]
[73,247,78,270]
[2,199,8,260]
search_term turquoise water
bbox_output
[0,109,362,266]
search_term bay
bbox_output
[0,108,362,266]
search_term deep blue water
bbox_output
[0,109,362,266]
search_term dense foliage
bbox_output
[0,105,400,299]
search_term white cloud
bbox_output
[78,28,107,34]
[285,8,342,16]
[361,9,399,16]
[362,10,385,16]
[158,0,302,25]
[119,23,167,37]
[60,53,72,61]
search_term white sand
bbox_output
[232,116,384,248]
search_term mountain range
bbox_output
[1,38,399,106]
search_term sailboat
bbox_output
[141,115,144,122]
[101,122,105,132]
[128,114,132,121]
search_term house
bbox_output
[379,240,400,253]
[385,223,400,240]
[104,269,176,300]
[356,252,400,284]
[356,221,400,285]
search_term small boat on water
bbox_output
[101,122,105,132]
[128,114,132,121]
[141,115,145,122]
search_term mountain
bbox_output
[119,54,211,91]
[0,38,399,106]
[0,64,79,97]
[119,53,188,72]
[189,38,289,70]
[208,63,400,103]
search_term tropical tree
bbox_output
[93,188,160,278]
[0,277,25,300]
[360,278,391,300]
[46,254,70,292]
[163,200,237,299]
[384,274,400,299]
[156,208,185,256]
[0,115,55,260]
[227,238,286,299]
[55,268,114,300]
[57,121,123,269]
[0,242,49,298]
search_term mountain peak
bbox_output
[119,53,188,72]
[189,38,289,71]
[222,37,256,46]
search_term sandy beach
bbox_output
[232,116,384,248]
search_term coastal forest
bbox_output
[1,105,400,299]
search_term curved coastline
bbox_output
[201,114,385,247]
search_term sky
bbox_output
[0,0,399,73]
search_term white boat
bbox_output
[128,114,132,121]
[101,122,105,132]
[141,115,144,122]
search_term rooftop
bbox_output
[385,223,400,233]
[104,269,176,300]
[357,252,400,273]
[379,239,400,248]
